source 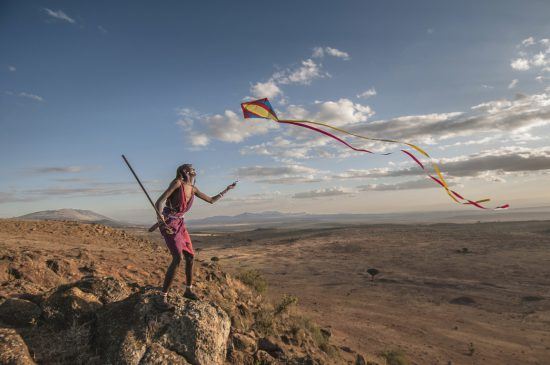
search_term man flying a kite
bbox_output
[153,163,237,310]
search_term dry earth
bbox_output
[182,221,550,365]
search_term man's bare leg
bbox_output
[183,252,198,300]
[156,253,182,309]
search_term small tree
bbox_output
[367,268,380,281]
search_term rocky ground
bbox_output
[0,219,373,365]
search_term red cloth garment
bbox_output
[160,181,194,256]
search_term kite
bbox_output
[240,98,509,210]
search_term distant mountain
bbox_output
[16,209,126,227]
[187,207,550,230]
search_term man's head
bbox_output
[177,164,196,181]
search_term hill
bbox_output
[16,208,127,227]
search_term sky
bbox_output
[1,0,550,223]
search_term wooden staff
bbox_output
[121,155,173,234]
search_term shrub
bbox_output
[274,294,298,315]
[253,307,274,335]
[290,316,337,356]
[237,269,268,293]
[379,349,408,365]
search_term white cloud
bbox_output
[347,146,550,180]
[188,132,210,147]
[511,58,530,70]
[532,52,547,67]
[312,47,324,58]
[286,98,375,127]
[177,108,278,147]
[18,92,44,102]
[29,166,84,174]
[277,59,326,85]
[324,47,350,60]
[250,80,282,99]
[8,65,16,72]
[98,25,108,34]
[235,165,318,177]
[508,79,518,89]
[471,99,512,113]
[43,8,76,24]
[358,178,451,191]
[511,37,550,72]
[312,46,350,60]
[234,164,322,184]
[241,92,550,163]
[292,187,354,199]
[357,88,377,99]
[6,91,44,102]
[521,37,535,47]
[248,47,350,100]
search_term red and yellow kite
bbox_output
[241,98,509,210]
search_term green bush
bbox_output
[237,269,268,293]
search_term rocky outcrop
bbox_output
[94,287,230,365]
[0,261,362,365]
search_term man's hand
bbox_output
[227,181,238,190]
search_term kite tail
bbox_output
[277,119,509,210]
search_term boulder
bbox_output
[96,288,231,365]
[75,276,130,304]
[232,332,257,353]
[41,286,102,328]
[254,350,275,364]
[0,328,35,365]
[157,300,231,364]
[258,336,285,359]
[0,298,41,327]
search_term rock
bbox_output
[159,300,231,364]
[340,345,353,353]
[75,276,130,304]
[254,350,275,364]
[258,337,285,358]
[96,288,231,365]
[0,298,41,327]
[232,332,257,353]
[139,343,191,364]
[41,286,102,327]
[0,328,35,365]
[355,353,366,365]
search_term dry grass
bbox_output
[236,269,268,294]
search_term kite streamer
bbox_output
[240,98,509,210]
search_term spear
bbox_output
[121,155,173,234]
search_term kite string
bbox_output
[280,119,472,204]
[277,119,507,209]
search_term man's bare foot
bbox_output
[154,294,175,311]
[184,288,199,300]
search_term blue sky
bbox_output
[1,0,549,223]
